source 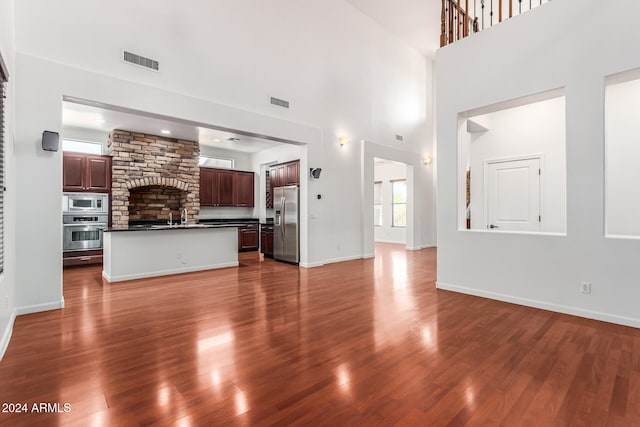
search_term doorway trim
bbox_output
[361,140,432,257]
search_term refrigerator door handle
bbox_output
[281,196,286,239]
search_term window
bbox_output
[62,139,102,154]
[392,179,406,227]
[198,156,234,169]
[373,181,382,226]
[0,53,7,274]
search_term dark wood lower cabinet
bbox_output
[238,225,259,251]
[63,250,103,268]
[260,225,274,257]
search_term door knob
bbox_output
[489,224,499,229]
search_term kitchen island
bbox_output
[102,224,240,283]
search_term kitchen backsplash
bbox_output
[199,206,254,219]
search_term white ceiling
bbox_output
[62,102,284,153]
[344,0,442,57]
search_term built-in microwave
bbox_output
[63,193,109,214]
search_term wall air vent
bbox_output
[122,50,159,72]
[270,96,290,109]
[395,134,404,142]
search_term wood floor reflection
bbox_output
[1,244,639,426]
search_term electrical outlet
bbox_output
[580,282,591,294]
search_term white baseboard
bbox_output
[374,239,406,245]
[102,262,239,283]
[376,242,436,251]
[408,243,437,250]
[0,310,16,361]
[436,281,640,328]
[16,298,65,316]
[299,261,324,268]
[322,254,369,265]
[301,252,376,268]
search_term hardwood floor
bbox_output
[1,244,639,426]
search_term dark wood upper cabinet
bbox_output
[200,168,254,207]
[85,155,112,192]
[236,171,255,207]
[277,165,286,187]
[63,152,111,193]
[217,170,236,206]
[199,168,215,206]
[286,161,299,185]
[62,153,85,192]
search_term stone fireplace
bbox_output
[108,130,200,229]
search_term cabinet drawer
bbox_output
[62,251,102,268]
[238,226,259,251]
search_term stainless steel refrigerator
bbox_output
[273,185,299,264]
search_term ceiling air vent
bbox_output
[122,50,159,72]
[395,134,404,142]
[270,96,290,109]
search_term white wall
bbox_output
[437,0,640,327]
[374,161,407,244]
[605,76,640,237]
[11,0,433,312]
[468,96,566,233]
[0,0,16,359]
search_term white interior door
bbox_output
[486,157,541,231]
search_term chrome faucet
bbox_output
[181,208,188,225]
[168,212,173,226]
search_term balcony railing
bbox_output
[440,0,552,47]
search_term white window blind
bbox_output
[0,53,8,274]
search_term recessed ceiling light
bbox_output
[161,130,171,135]
[96,119,106,124]
[213,139,220,142]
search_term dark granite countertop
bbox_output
[104,223,244,233]
[198,218,259,224]
[105,218,259,233]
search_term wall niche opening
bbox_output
[605,69,640,239]
[458,89,567,235]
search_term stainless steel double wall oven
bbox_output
[62,193,108,251]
